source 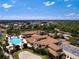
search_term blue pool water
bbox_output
[10,36,23,45]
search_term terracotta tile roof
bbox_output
[26,34,60,47]
[36,39,49,45]
[37,41,61,52]
[36,36,59,44]
[26,38,36,43]
[26,34,62,56]
[26,35,47,43]
[35,36,61,53]
[32,34,47,41]
[63,41,70,44]
[48,44,61,52]
[46,37,59,43]
[48,48,58,57]
[26,31,37,35]
[25,30,42,35]
[32,34,42,38]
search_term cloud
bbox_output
[27,7,32,10]
[67,4,72,7]
[0,16,54,20]
[2,3,13,9]
[66,13,79,17]
[11,0,16,4]
[43,1,55,6]
[0,15,2,18]
[64,0,69,2]
[66,13,75,16]
[64,0,74,2]
[64,0,72,2]
[77,14,79,16]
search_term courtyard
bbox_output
[19,51,41,59]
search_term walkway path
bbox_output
[19,51,42,59]
[9,55,13,59]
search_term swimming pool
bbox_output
[9,36,23,45]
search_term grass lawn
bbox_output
[13,49,50,59]
[0,33,6,39]
[42,55,50,59]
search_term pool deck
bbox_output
[18,51,42,59]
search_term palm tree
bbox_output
[0,47,9,59]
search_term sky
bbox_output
[0,0,79,20]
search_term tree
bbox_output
[69,37,77,45]
[34,48,48,55]
[0,47,9,59]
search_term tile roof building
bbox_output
[26,33,62,59]
[24,31,79,59]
